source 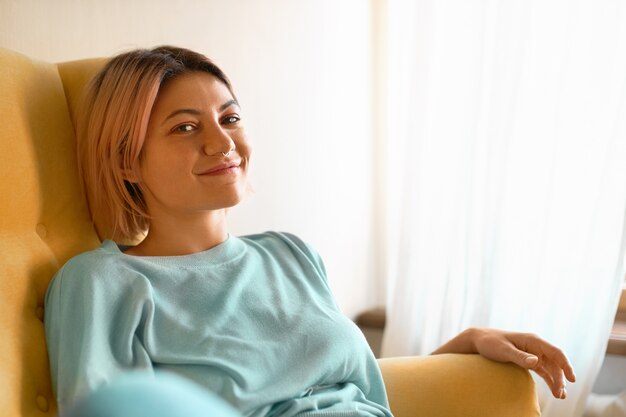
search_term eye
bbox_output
[221,115,241,125]
[172,123,196,133]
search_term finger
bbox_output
[557,354,576,383]
[537,359,568,399]
[565,363,577,383]
[540,342,576,383]
[533,364,555,388]
[533,366,565,399]
[505,343,539,369]
[517,334,576,383]
[544,359,567,393]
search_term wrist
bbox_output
[462,327,481,353]
[432,327,482,355]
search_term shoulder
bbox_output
[58,239,122,269]
[45,240,143,306]
[240,231,327,276]
[241,231,311,250]
[240,231,321,259]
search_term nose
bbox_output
[202,124,236,157]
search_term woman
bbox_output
[45,46,575,417]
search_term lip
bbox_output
[196,160,242,176]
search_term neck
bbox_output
[126,209,229,256]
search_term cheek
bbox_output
[235,132,253,160]
[140,148,192,186]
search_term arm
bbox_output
[44,261,154,412]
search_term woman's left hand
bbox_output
[433,328,576,399]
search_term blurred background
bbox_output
[2,1,626,416]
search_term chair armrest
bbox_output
[377,354,540,417]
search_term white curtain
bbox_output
[380,1,626,416]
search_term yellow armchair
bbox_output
[0,47,540,417]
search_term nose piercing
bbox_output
[221,146,236,157]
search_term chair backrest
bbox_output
[0,48,105,417]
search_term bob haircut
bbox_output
[77,46,235,242]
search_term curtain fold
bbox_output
[380,1,626,416]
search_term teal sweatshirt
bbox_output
[44,232,392,417]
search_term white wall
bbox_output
[0,0,383,318]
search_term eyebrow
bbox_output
[162,99,240,125]
[219,99,239,112]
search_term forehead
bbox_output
[151,71,234,115]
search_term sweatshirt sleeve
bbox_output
[44,255,154,412]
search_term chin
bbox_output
[215,192,245,209]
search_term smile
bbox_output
[196,162,241,176]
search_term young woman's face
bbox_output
[136,71,251,218]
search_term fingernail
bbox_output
[525,355,538,365]
[560,388,567,399]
